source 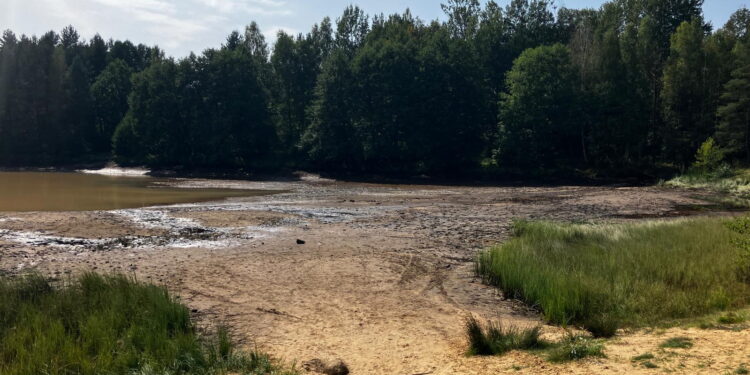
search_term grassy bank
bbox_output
[476,218,750,337]
[0,273,294,375]
[663,168,750,207]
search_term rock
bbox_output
[296,239,306,245]
[302,359,349,375]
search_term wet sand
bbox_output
[0,176,747,374]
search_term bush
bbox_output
[476,218,750,336]
[693,137,725,174]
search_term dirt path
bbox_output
[1,178,747,374]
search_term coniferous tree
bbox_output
[661,19,714,165]
[90,59,132,153]
[716,42,750,162]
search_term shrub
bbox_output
[693,137,725,174]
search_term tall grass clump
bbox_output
[465,316,546,356]
[0,273,294,375]
[476,218,750,337]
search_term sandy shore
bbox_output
[1,178,747,374]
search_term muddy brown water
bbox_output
[0,172,276,212]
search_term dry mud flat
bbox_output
[0,178,748,374]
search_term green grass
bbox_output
[465,316,546,356]
[736,365,749,374]
[634,353,659,369]
[660,337,694,349]
[546,334,606,362]
[0,273,294,375]
[465,317,605,362]
[476,218,750,337]
[718,312,747,324]
[632,353,655,362]
[663,168,750,207]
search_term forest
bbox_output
[0,0,749,178]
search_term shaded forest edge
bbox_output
[1,1,750,182]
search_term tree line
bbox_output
[1,0,749,177]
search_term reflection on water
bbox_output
[0,172,274,212]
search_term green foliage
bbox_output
[0,27,158,166]
[302,50,360,170]
[0,273,294,375]
[662,19,720,165]
[693,137,726,173]
[476,218,750,336]
[305,12,489,174]
[716,41,750,163]
[90,59,132,153]
[465,316,546,356]
[114,46,275,169]
[112,114,141,165]
[496,44,582,171]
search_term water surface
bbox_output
[0,172,274,212]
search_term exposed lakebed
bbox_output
[1,175,745,374]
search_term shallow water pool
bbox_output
[0,172,276,212]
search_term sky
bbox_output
[1,0,748,57]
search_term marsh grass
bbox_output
[465,316,546,356]
[476,218,750,337]
[0,273,294,375]
[465,317,605,362]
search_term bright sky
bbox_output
[1,0,748,57]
